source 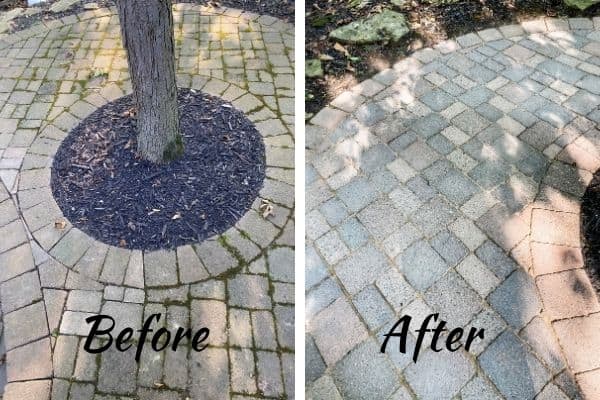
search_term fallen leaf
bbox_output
[262,205,274,218]
[259,199,274,219]
[54,220,66,230]
[119,239,127,247]
[333,42,350,57]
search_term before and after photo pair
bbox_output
[0,0,600,399]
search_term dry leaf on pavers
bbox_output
[334,42,350,57]
[55,220,66,230]
[260,199,274,218]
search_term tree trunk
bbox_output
[116,0,182,164]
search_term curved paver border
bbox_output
[307,16,600,400]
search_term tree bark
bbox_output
[117,0,182,164]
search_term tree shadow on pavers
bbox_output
[306,21,600,399]
[305,0,600,115]
[580,167,600,293]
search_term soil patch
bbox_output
[51,88,265,251]
[0,0,26,10]
[581,171,600,293]
[306,0,600,115]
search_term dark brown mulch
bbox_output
[581,171,600,294]
[0,0,26,11]
[5,0,293,34]
[51,88,265,251]
[305,0,600,115]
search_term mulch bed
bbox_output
[581,172,600,293]
[51,88,265,251]
[306,0,600,115]
[0,0,26,10]
[4,0,293,33]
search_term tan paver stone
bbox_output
[537,269,600,320]
[531,209,580,247]
[553,313,600,372]
[531,242,584,275]
[576,368,600,400]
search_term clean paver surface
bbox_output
[0,3,294,400]
[307,17,600,400]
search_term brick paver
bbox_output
[307,17,600,399]
[0,4,294,400]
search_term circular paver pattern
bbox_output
[0,4,294,400]
[307,17,600,400]
[51,88,266,251]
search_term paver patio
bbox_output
[307,17,600,400]
[0,3,294,399]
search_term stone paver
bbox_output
[0,4,294,400]
[307,17,600,399]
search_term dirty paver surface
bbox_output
[307,17,600,400]
[0,4,295,399]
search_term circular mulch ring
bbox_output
[51,88,265,251]
[581,170,600,294]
